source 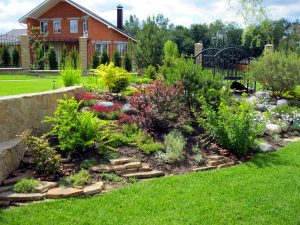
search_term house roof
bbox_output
[18,0,136,41]
[0,29,27,44]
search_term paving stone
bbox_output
[47,187,83,199]
[83,182,104,195]
[206,155,223,160]
[193,166,216,172]
[35,181,57,193]
[217,162,236,169]
[111,165,126,171]
[116,168,139,176]
[0,185,13,193]
[0,192,46,202]
[139,163,152,172]
[3,173,35,186]
[90,165,113,173]
[110,158,134,166]
[208,158,231,167]
[0,200,10,206]
[123,171,165,179]
[124,162,142,169]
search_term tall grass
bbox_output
[60,55,82,87]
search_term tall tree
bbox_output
[124,15,140,37]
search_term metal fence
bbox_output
[0,34,21,68]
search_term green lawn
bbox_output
[0,142,299,225]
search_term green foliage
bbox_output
[19,130,61,175]
[60,56,82,87]
[100,173,121,182]
[12,46,19,67]
[37,46,44,70]
[157,130,186,163]
[69,170,92,186]
[196,97,260,156]
[248,51,300,97]
[163,40,179,62]
[100,49,110,65]
[194,154,205,165]
[130,74,153,84]
[48,47,58,70]
[124,52,132,72]
[80,159,98,169]
[113,51,122,67]
[60,44,68,69]
[143,65,157,79]
[180,123,195,135]
[44,97,111,155]
[2,45,11,67]
[13,179,40,194]
[92,51,100,69]
[70,47,79,69]
[192,145,201,154]
[97,62,130,93]
[139,142,165,155]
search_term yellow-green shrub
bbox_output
[97,62,130,93]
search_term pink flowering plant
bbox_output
[130,80,187,131]
[91,104,122,120]
[75,92,97,107]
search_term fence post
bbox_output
[194,42,203,66]
[264,44,274,54]
[79,37,88,75]
[20,35,30,72]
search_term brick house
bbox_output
[18,0,136,68]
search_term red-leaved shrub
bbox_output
[130,80,186,131]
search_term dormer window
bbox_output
[70,19,78,33]
[53,20,61,33]
[40,20,48,34]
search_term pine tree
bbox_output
[70,47,79,69]
[113,51,121,67]
[12,46,20,67]
[60,44,67,69]
[92,51,100,69]
[100,49,110,65]
[124,52,132,72]
[37,46,44,70]
[48,47,58,70]
[2,45,11,67]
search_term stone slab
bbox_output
[0,185,13,193]
[116,168,139,176]
[139,163,152,172]
[193,166,216,172]
[35,181,57,193]
[47,187,83,199]
[109,158,134,166]
[123,171,165,179]
[124,162,141,169]
[0,192,46,202]
[90,165,113,173]
[207,158,231,167]
[83,182,104,195]
[3,173,35,186]
[217,162,236,169]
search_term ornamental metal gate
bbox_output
[194,47,255,91]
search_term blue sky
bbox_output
[0,0,299,33]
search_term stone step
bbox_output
[116,168,139,176]
[109,158,135,166]
[123,171,165,179]
[47,187,83,199]
[193,166,216,172]
[207,158,232,167]
[0,185,13,193]
[3,172,35,186]
[90,165,113,173]
[83,182,104,195]
[0,200,10,206]
[35,181,57,193]
[139,163,152,172]
[206,155,224,160]
[124,162,141,169]
[217,162,236,169]
[0,192,46,202]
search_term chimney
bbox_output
[117,5,123,30]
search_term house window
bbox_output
[70,19,78,33]
[116,42,128,57]
[95,41,110,57]
[83,18,88,37]
[53,20,61,33]
[40,20,48,34]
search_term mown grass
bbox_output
[0,142,299,225]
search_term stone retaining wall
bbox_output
[0,86,85,142]
[0,86,85,183]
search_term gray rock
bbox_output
[255,91,272,103]
[259,143,276,152]
[267,105,277,112]
[255,103,267,112]
[96,101,114,108]
[277,99,288,107]
[122,103,138,116]
[247,96,258,105]
[265,124,282,134]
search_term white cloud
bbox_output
[0,0,299,33]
